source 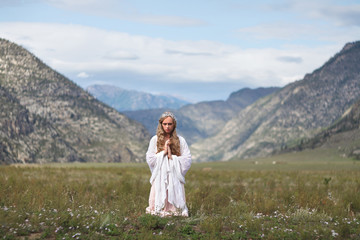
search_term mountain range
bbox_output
[1,37,359,164]
[0,38,149,164]
[123,87,280,145]
[191,41,360,161]
[86,84,189,111]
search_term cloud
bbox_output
[315,5,360,27]
[165,49,214,56]
[237,23,308,41]
[265,0,360,27]
[77,72,90,78]
[277,56,303,63]
[237,21,360,46]
[104,51,139,60]
[43,0,206,27]
[0,22,342,89]
[0,0,39,7]
[237,0,359,47]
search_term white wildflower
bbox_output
[72,232,81,238]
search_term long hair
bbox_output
[156,112,181,156]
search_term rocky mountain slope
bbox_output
[86,84,189,111]
[0,38,149,164]
[282,98,360,159]
[124,87,280,144]
[191,41,360,161]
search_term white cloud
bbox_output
[77,72,90,78]
[43,0,205,27]
[237,21,360,44]
[0,22,343,88]
[105,50,139,60]
[277,56,302,63]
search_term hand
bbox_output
[164,139,170,155]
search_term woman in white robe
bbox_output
[146,112,192,217]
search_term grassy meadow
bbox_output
[1,148,360,239]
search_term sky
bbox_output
[0,0,360,102]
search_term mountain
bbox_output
[191,41,360,162]
[86,84,189,111]
[0,38,149,164]
[281,98,360,159]
[124,87,280,145]
[227,87,281,108]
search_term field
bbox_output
[1,148,360,239]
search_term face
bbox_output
[162,117,174,135]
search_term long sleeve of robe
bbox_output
[145,135,192,217]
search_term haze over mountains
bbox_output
[124,87,280,145]
[0,38,149,164]
[86,84,189,111]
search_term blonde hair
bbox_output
[156,112,181,156]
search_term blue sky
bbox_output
[0,0,360,102]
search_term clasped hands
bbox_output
[164,139,172,160]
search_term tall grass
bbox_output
[1,151,360,239]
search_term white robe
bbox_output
[146,135,192,216]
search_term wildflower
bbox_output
[72,232,81,238]
[331,230,338,237]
